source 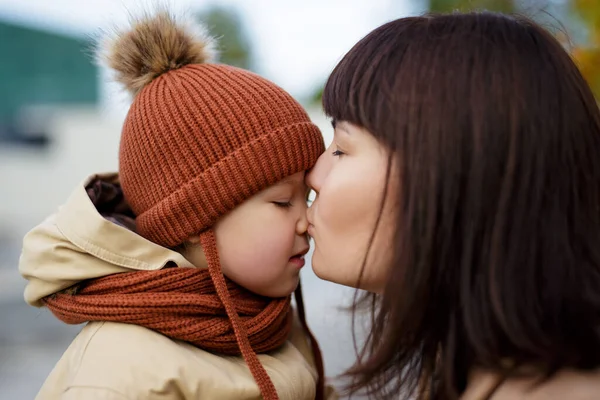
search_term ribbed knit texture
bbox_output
[120,64,324,248]
[43,266,293,355]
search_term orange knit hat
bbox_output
[106,12,324,247]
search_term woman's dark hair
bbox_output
[323,11,600,400]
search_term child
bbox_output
[19,10,335,400]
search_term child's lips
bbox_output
[289,247,309,269]
[290,247,310,269]
[289,255,306,269]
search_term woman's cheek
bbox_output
[313,168,377,284]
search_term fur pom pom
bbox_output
[101,10,216,96]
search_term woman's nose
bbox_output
[305,151,328,194]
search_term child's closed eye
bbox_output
[272,201,293,208]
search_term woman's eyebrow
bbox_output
[334,121,351,134]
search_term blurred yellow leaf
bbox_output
[429,0,515,13]
[571,0,600,98]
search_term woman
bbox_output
[307,11,600,400]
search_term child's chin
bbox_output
[254,280,299,299]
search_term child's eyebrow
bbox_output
[274,175,306,188]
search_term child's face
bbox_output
[208,171,310,298]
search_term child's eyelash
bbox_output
[273,201,292,208]
[332,149,345,156]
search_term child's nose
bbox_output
[296,205,309,235]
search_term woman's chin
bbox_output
[312,259,385,294]
[311,258,357,289]
[311,258,340,284]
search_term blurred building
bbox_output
[0,18,98,146]
[0,18,114,239]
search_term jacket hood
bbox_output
[19,173,194,307]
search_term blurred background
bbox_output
[0,0,599,398]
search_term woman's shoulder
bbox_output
[462,367,600,400]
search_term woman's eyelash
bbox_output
[273,201,292,208]
[332,149,345,156]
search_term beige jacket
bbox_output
[20,173,337,400]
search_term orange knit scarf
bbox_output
[44,230,325,400]
[44,268,293,353]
